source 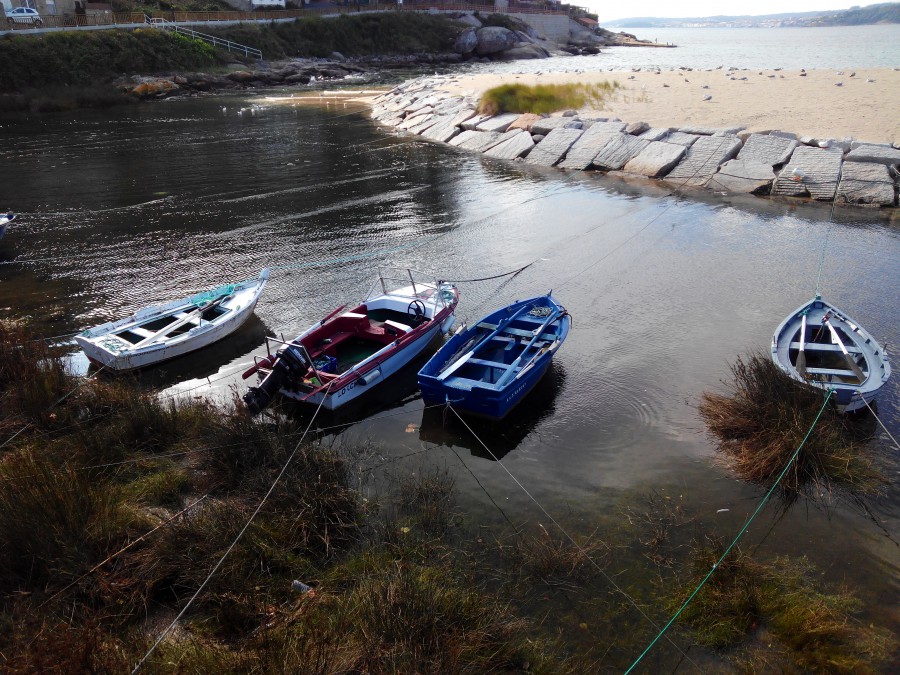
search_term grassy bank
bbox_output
[478,81,622,115]
[1,320,893,671]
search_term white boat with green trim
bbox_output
[75,269,269,371]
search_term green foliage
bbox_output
[0,29,219,91]
[473,11,528,31]
[205,12,463,59]
[478,81,622,115]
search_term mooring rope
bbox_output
[856,393,900,452]
[442,260,537,284]
[624,387,835,674]
[132,380,335,674]
[446,405,704,673]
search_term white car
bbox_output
[6,7,43,25]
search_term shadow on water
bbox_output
[418,364,567,461]
[275,333,446,434]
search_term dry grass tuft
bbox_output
[699,351,884,502]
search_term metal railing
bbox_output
[145,15,263,60]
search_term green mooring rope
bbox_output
[625,387,835,674]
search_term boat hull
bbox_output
[418,293,570,420]
[75,270,269,372]
[281,317,447,411]
[771,296,890,413]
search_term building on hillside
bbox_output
[2,0,113,20]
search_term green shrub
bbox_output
[478,81,622,115]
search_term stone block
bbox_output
[420,115,461,143]
[484,130,534,159]
[531,117,579,135]
[771,146,844,200]
[836,162,896,205]
[508,113,543,131]
[475,113,522,133]
[590,133,651,171]
[556,124,622,170]
[665,135,743,187]
[461,114,492,131]
[398,111,433,130]
[622,141,686,178]
[639,127,673,142]
[679,125,745,135]
[525,128,584,166]
[737,134,797,167]
[707,159,775,194]
[449,130,506,152]
[665,132,701,147]
[769,130,798,140]
[450,107,478,128]
[845,144,900,166]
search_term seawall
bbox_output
[369,75,899,210]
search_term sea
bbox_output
[462,23,900,72]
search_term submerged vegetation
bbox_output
[699,351,885,504]
[477,81,622,116]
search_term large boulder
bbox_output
[475,27,519,56]
[453,28,478,55]
[455,13,482,29]
[496,43,550,60]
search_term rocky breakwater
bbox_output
[370,75,899,210]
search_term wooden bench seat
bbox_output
[791,341,861,354]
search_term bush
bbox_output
[478,81,621,115]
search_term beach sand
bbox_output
[434,68,900,143]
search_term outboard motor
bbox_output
[243,344,311,414]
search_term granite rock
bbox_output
[845,144,900,166]
[622,141,686,177]
[836,162,896,205]
[525,128,584,166]
[665,135,742,187]
[556,124,622,170]
[484,129,534,159]
[476,113,522,133]
[771,146,844,200]
[590,133,651,171]
[707,159,775,194]
[737,134,797,167]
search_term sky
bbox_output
[584,1,862,22]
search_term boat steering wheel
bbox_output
[407,299,427,324]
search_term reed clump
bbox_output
[699,351,884,502]
[672,537,891,671]
[478,81,621,116]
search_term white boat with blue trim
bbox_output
[771,295,890,413]
[75,269,269,371]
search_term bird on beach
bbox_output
[702,94,712,101]
[834,82,843,87]
[849,72,856,77]
[866,78,875,83]
[701,85,709,89]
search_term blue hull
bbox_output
[418,293,569,420]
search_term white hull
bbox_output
[75,270,269,372]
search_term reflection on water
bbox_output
[1,92,898,661]
[418,363,566,461]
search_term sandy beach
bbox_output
[434,67,900,144]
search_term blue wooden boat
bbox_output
[418,293,570,419]
[0,212,14,239]
[771,295,891,413]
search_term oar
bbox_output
[823,317,866,383]
[132,294,229,349]
[437,303,533,379]
[495,307,564,389]
[795,312,808,377]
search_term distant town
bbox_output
[605,2,900,28]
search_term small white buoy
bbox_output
[792,167,807,181]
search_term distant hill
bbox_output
[605,3,899,27]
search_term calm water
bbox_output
[1,91,898,669]
[464,24,900,72]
